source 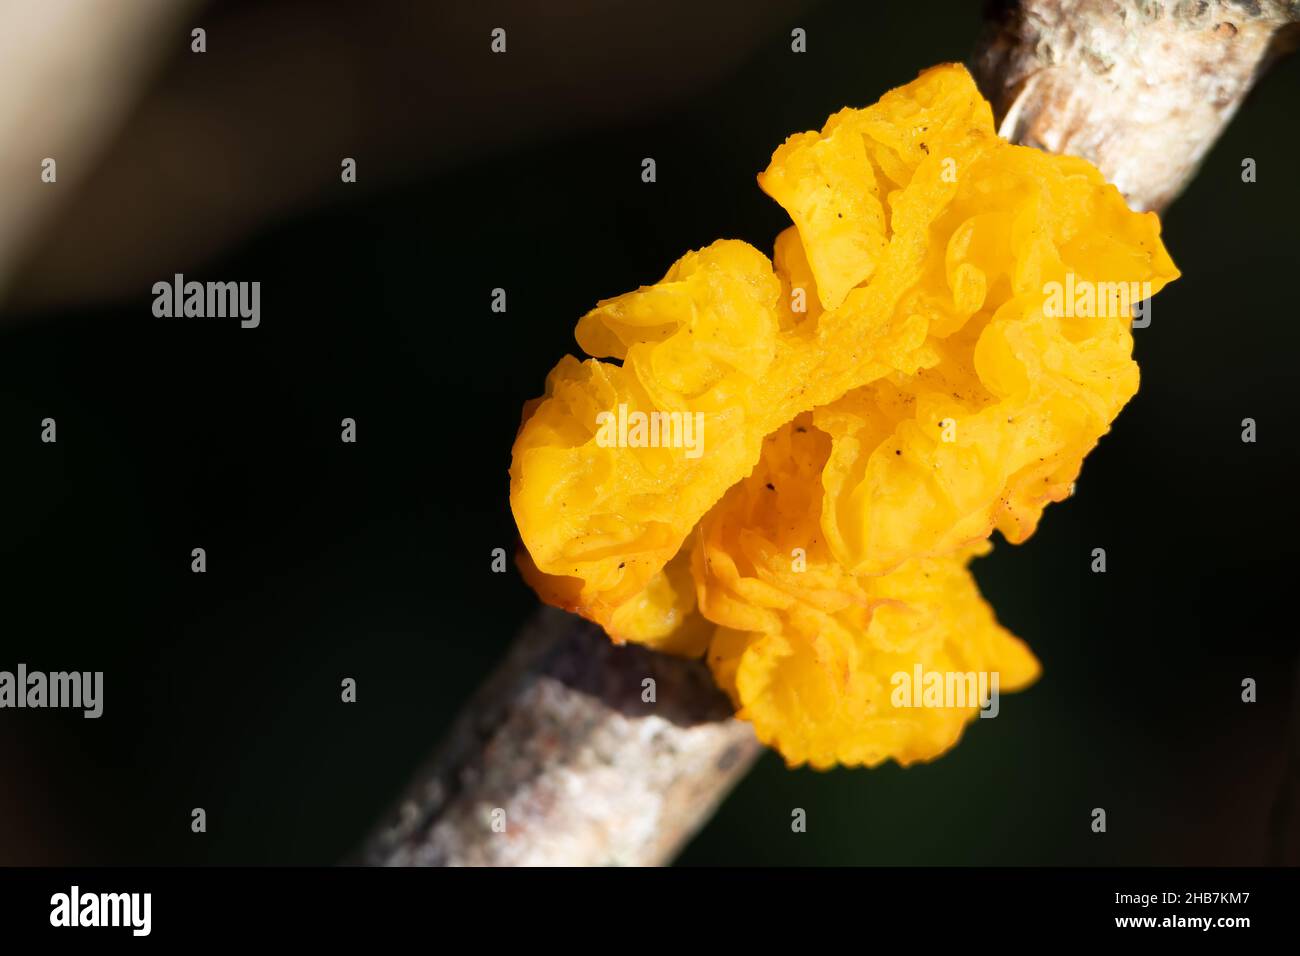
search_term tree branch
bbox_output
[972,0,1299,212]
[356,608,760,866]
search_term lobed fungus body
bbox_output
[509,63,1178,767]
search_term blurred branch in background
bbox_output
[0,0,816,318]
[0,0,200,301]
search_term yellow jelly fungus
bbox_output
[508,63,1178,768]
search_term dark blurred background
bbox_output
[0,0,1297,865]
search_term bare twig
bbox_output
[357,608,759,866]
[973,0,1300,212]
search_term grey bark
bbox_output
[357,607,760,866]
[973,0,1300,212]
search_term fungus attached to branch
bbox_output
[509,64,1178,769]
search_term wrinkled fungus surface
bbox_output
[509,64,1178,767]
